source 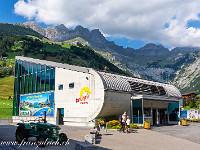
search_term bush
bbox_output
[107,120,121,129]
[130,123,139,129]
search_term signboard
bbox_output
[19,92,54,117]
[187,110,198,120]
[181,110,199,120]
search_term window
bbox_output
[69,83,74,88]
[58,84,63,90]
[144,108,151,117]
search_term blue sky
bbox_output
[0,0,147,49]
[1,0,200,49]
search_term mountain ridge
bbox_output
[23,21,200,93]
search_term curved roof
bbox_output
[97,71,182,99]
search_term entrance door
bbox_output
[57,108,64,125]
[153,109,156,125]
[160,109,165,124]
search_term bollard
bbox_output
[106,122,107,133]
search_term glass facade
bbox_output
[13,59,55,116]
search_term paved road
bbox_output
[0,123,200,150]
[151,123,200,144]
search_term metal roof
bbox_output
[97,71,182,99]
[15,56,89,73]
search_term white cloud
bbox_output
[14,0,200,47]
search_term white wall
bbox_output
[54,68,104,124]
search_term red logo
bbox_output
[76,87,91,104]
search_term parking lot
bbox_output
[0,123,200,150]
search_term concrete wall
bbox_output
[97,90,131,118]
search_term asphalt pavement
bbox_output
[0,123,200,150]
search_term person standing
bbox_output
[97,121,104,136]
[126,116,130,133]
[121,112,126,133]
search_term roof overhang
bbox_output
[131,94,181,103]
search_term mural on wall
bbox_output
[19,92,54,117]
[76,87,91,104]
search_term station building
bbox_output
[12,56,182,126]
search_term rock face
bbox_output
[24,21,200,92]
[24,21,107,45]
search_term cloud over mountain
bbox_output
[14,0,200,47]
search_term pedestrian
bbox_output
[126,116,130,133]
[121,112,126,133]
[97,120,104,136]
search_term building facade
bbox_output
[12,56,182,126]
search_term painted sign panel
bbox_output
[76,87,91,104]
[187,110,198,120]
[19,92,54,117]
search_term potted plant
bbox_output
[181,117,187,126]
[144,120,150,129]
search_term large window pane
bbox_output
[46,66,50,91]
[14,60,18,77]
[12,95,17,116]
[18,60,21,77]
[25,75,29,94]
[16,95,20,116]
[21,76,25,94]
[50,67,55,90]
[36,64,41,92]
[41,65,45,91]
[33,64,37,93]
[28,63,33,93]
[14,78,18,95]
[22,61,26,76]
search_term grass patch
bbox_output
[0,76,14,100]
[61,44,71,49]
[0,99,13,118]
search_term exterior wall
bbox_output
[97,90,132,118]
[54,68,104,126]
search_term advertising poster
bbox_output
[181,111,187,119]
[19,92,54,117]
[187,110,198,120]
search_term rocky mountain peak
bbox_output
[55,24,68,30]
[140,43,167,51]
[24,21,38,26]
[135,43,170,57]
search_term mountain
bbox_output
[0,23,128,77]
[135,43,170,56]
[23,21,200,93]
